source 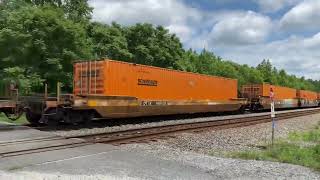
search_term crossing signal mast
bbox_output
[270,88,276,146]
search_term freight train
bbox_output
[0,59,319,126]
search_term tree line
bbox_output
[1,0,320,94]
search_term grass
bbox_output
[0,113,28,125]
[228,124,320,171]
[288,125,320,143]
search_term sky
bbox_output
[88,0,320,80]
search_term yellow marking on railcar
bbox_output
[129,102,139,106]
[88,100,97,107]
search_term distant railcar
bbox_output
[241,84,299,111]
[297,90,318,107]
[242,83,320,111]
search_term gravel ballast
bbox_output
[152,113,320,154]
[120,113,320,179]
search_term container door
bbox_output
[74,61,104,96]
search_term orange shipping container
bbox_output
[242,84,297,100]
[74,60,238,101]
[297,90,318,100]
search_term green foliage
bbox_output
[2,67,43,94]
[0,2,93,91]
[0,113,28,125]
[87,22,133,61]
[289,126,320,143]
[233,142,320,170]
[24,0,93,22]
[125,24,184,68]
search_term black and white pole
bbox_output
[270,88,276,146]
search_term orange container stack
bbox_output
[74,59,238,101]
[297,90,318,100]
[242,84,297,100]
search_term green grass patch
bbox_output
[228,125,320,171]
[288,126,320,143]
[0,113,28,125]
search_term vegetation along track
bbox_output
[1,108,320,158]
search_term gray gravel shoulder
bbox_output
[122,143,320,179]
[120,113,320,179]
[0,171,140,180]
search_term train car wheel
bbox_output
[83,111,94,127]
[25,110,41,126]
[45,109,60,127]
[238,106,246,114]
[47,119,58,127]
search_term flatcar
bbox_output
[24,59,247,125]
[0,80,24,120]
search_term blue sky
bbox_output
[89,0,320,80]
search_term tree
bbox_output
[257,59,273,83]
[0,4,93,91]
[176,49,198,73]
[125,23,184,68]
[24,0,92,22]
[87,22,133,61]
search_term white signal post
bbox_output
[270,88,275,146]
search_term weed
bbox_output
[0,113,28,125]
[228,126,320,171]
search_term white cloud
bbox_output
[255,0,300,13]
[89,0,202,42]
[212,33,320,79]
[89,1,272,46]
[166,24,193,41]
[280,0,320,31]
[209,11,272,45]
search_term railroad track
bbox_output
[78,108,320,145]
[1,108,320,158]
